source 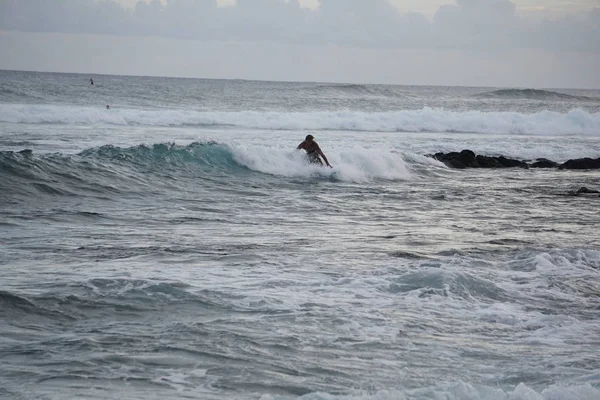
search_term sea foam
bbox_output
[1,104,599,135]
[230,144,413,183]
[259,382,600,400]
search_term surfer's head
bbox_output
[305,134,314,142]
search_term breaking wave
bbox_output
[260,382,600,400]
[0,142,414,197]
[1,104,599,135]
[309,83,403,98]
[475,88,594,101]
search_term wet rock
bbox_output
[559,157,600,170]
[458,150,477,167]
[577,187,599,195]
[446,158,467,169]
[475,155,503,168]
[433,149,481,168]
[433,152,464,168]
[430,151,600,170]
[433,150,527,169]
[498,156,529,168]
[568,187,600,196]
[531,158,558,168]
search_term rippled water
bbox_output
[1,71,600,399]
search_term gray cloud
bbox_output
[433,0,519,49]
[1,0,598,51]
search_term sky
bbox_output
[0,0,599,88]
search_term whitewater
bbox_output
[2,105,600,136]
[1,70,600,400]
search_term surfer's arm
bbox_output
[317,147,332,168]
[297,142,305,150]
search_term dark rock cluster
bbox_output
[568,187,600,197]
[431,150,600,170]
[560,158,600,170]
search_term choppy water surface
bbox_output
[1,71,599,400]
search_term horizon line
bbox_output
[2,68,599,91]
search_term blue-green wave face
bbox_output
[78,142,242,171]
[0,142,249,198]
[1,141,420,198]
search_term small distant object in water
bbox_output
[106,105,110,110]
[89,78,94,85]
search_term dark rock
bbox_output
[443,151,461,161]
[475,155,503,168]
[446,158,466,169]
[458,150,476,167]
[576,187,599,194]
[531,158,558,168]
[568,187,600,196]
[18,149,33,156]
[559,158,600,170]
[431,150,599,171]
[432,149,477,168]
[433,152,448,161]
[433,150,518,169]
[433,151,465,168]
[498,156,528,168]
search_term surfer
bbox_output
[89,78,94,85]
[297,134,332,168]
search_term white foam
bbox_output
[259,382,600,400]
[229,144,412,183]
[1,104,599,135]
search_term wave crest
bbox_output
[1,104,599,135]
[275,382,600,400]
[0,142,415,197]
[78,142,238,169]
[475,88,594,101]
[0,142,243,196]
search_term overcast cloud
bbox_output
[0,0,598,87]
[1,0,598,51]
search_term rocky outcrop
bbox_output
[559,157,600,170]
[568,187,600,197]
[432,150,475,169]
[431,150,600,170]
[432,150,528,169]
[530,158,558,168]
[498,156,529,168]
[477,155,506,168]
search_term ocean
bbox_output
[1,70,599,400]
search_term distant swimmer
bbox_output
[297,134,332,168]
[89,78,94,85]
[106,105,110,109]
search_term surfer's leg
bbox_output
[307,154,323,165]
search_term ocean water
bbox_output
[1,70,600,400]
